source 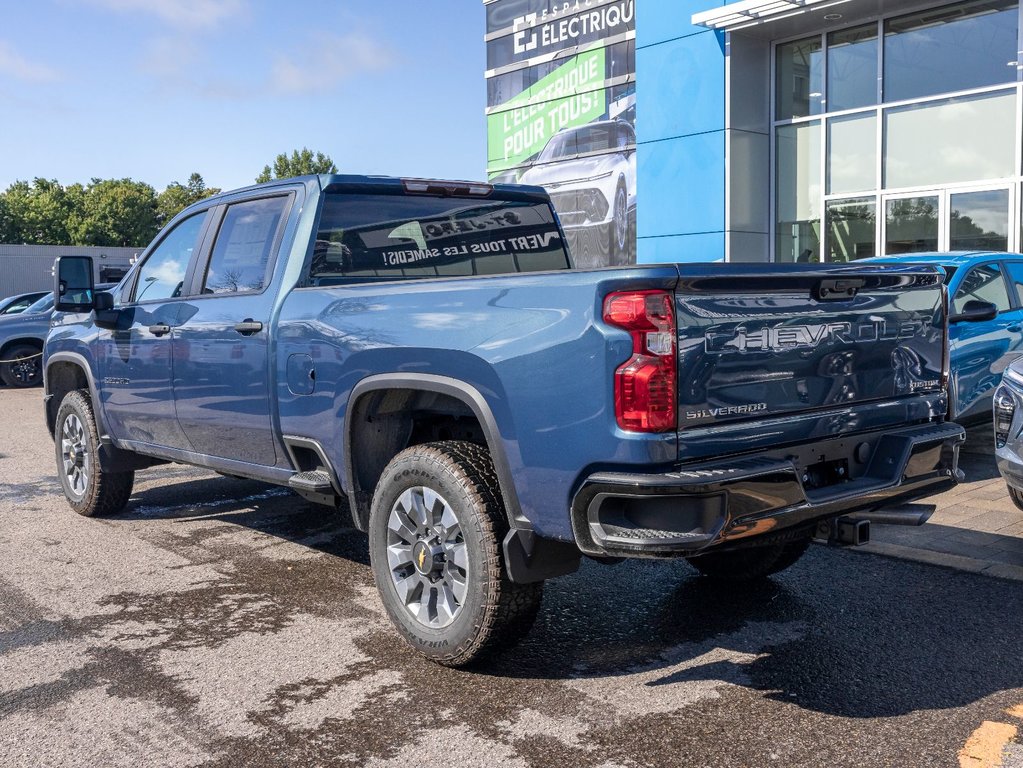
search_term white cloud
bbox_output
[0,41,60,83]
[270,32,393,94]
[81,0,246,30]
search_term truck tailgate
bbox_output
[675,264,947,461]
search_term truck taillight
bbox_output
[603,290,677,432]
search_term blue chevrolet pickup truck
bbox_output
[46,174,969,665]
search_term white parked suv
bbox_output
[519,120,636,265]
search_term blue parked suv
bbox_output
[0,286,115,387]
[861,252,1023,422]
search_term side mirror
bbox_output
[950,299,998,324]
[54,255,95,312]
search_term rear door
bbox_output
[170,193,293,466]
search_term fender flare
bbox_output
[45,350,107,439]
[344,373,528,530]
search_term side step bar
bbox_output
[288,470,340,507]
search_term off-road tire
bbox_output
[687,537,812,581]
[54,389,134,517]
[368,440,543,666]
[1009,485,1023,512]
[0,343,43,388]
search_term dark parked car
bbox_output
[994,360,1023,510]
[0,291,48,316]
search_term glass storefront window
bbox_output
[827,25,878,112]
[826,199,876,262]
[884,90,1017,189]
[885,196,940,254]
[884,0,1019,103]
[776,36,823,120]
[776,122,821,261]
[950,189,1011,251]
[827,113,877,194]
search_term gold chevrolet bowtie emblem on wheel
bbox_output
[418,546,427,570]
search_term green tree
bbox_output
[256,148,337,183]
[0,195,14,243]
[67,178,159,247]
[157,172,221,224]
[3,178,78,244]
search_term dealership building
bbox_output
[484,0,1022,265]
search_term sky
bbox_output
[0,0,486,193]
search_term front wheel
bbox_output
[54,390,134,517]
[0,344,43,387]
[368,441,543,666]
[686,537,812,582]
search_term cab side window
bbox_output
[132,212,207,303]
[952,264,1011,315]
[1004,262,1023,305]
[202,196,288,295]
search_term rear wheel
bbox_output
[54,390,134,517]
[0,343,43,388]
[368,441,543,666]
[686,537,812,581]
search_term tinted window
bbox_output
[884,0,1018,102]
[133,212,206,303]
[953,263,1011,314]
[1004,263,1023,305]
[776,36,823,119]
[203,197,288,295]
[310,193,571,285]
[2,294,43,314]
[24,294,54,314]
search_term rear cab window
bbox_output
[308,191,571,285]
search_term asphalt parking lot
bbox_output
[2,386,1023,768]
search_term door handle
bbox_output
[148,324,171,337]
[234,320,263,336]
[1008,324,1021,332]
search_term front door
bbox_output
[949,261,1023,420]
[171,194,291,467]
[97,211,210,450]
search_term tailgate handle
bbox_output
[815,278,865,301]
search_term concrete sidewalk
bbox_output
[860,424,1023,581]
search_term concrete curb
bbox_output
[853,540,1023,583]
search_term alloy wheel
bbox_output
[385,486,468,629]
[61,413,90,496]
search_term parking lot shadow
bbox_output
[486,547,1023,719]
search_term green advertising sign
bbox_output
[487,47,607,174]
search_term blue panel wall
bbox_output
[636,1,727,264]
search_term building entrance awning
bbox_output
[692,0,854,31]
